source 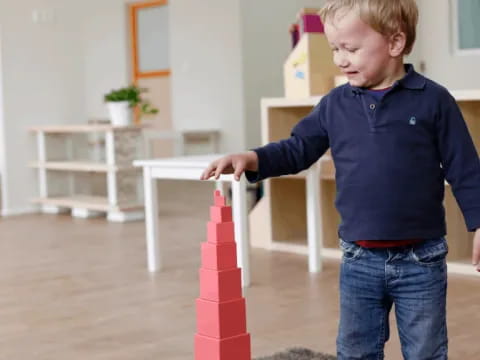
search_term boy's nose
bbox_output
[335,60,349,69]
[334,53,349,68]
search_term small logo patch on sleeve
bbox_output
[409,116,417,125]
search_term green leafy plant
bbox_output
[104,85,158,115]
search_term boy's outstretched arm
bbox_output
[201,98,330,183]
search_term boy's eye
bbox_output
[346,48,358,53]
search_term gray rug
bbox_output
[255,347,336,360]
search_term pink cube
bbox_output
[210,205,232,223]
[201,242,237,270]
[196,298,246,338]
[207,221,235,243]
[199,268,242,302]
[194,333,251,360]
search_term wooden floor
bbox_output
[1,181,479,360]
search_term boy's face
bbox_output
[324,8,400,89]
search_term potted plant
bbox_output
[104,85,158,126]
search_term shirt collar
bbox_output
[345,63,426,97]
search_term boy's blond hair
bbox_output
[319,0,418,55]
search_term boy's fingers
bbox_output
[201,162,216,180]
[472,236,480,271]
[473,247,480,265]
[201,170,213,180]
[214,160,226,179]
[233,161,245,181]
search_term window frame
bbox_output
[450,0,480,56]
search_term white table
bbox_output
[134,155,251,287]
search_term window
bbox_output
[451,0,480,55]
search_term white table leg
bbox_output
[143,167,161,272]
[306,162,322,272]
[231,176,250,287]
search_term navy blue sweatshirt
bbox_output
[247,65,480,243]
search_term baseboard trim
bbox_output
[1,206,38,217]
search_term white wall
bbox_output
[0,25,5,213]
[0,0,86,215]
[417,0,480,89]
[83,0,130,121]
[170,0,245,152]
[241,0,325,149]
[62,0,480,154]
[84,0,330,152]
[171,0,325,151]
[84,0,247,152]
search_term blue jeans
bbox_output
[337,237,448,360]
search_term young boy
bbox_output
[201,0,480,358]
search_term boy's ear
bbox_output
[389,32,407,57]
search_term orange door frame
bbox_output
[129,0,170,123]
[129,0,170,82]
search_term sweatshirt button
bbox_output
[369,103,376,110]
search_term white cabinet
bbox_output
[29,124,145,222]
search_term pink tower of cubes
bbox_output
[194,190,251,360]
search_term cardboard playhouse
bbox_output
[284,8,344,98]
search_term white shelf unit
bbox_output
[249,90,480,277]
[29,124,145,222]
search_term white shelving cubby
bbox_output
[29,124,145,222]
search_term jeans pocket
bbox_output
[411,237,449,266]
[339,239,363,262]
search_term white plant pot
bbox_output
[107,101,133,126]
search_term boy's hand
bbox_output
[473,229,480,272]
[200,151,258,181]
